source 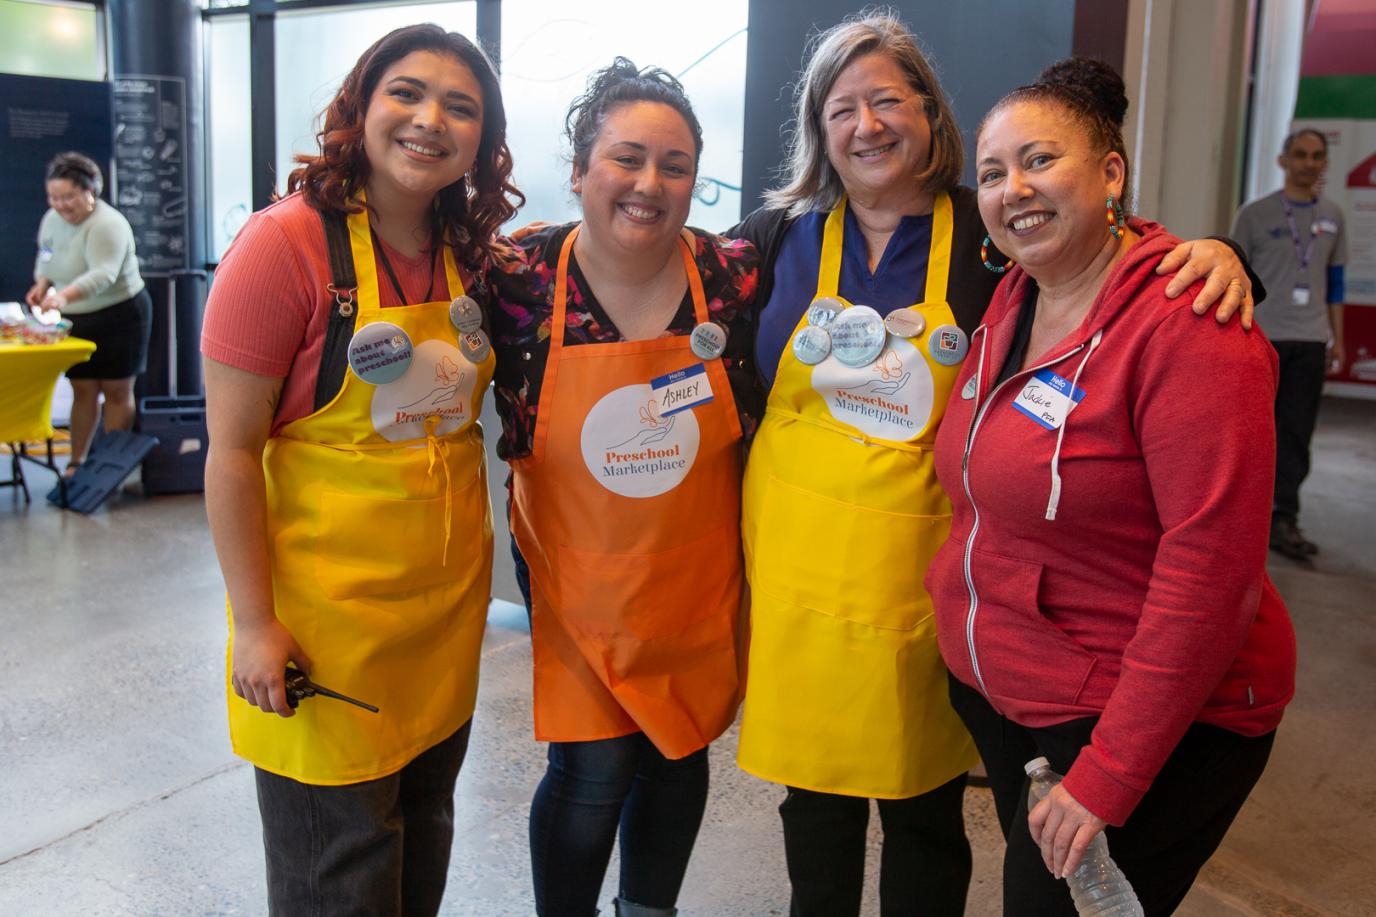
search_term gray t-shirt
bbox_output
[33,199,145,314]
[1231,191,1345,343]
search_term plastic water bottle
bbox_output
[1025,757,1145,916]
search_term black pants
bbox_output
[1272,339,1327,523]
[254,721,471,917]
[948,676,1274,916]
[530,733,709,917]
[780,775,970,917]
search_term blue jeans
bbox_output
[253,720,471,916]
[530,732,709,917]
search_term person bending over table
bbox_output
[27,151,150,476]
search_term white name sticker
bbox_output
[650,362,714,417]
[1012,369,1086,431]
[1314,219,1338,235]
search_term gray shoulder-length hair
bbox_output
[764,9,963,217]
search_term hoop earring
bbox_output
[980,235,1012,274]
[1106,194,1126,240]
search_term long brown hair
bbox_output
[286,23,523,269]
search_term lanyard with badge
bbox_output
[1283,197,1320,306]
[344,232,489,385]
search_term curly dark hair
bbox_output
[564,57,704,177]
[46,151,103,196]
[286,23,523,269]
[981,57,1133,210]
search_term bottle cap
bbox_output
[1024,756,1051,776]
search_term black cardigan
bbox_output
[722,187,1263,411]
[726,184,1000,340]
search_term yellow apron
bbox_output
[227,206,495,785]
[738,192,978,799]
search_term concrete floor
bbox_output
[2,396,1372,916]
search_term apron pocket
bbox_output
[314,467,489,601]
[752,473,947,632]
[557,523,742,642]
[966,549,1097,709]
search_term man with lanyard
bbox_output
[1233,128,1347,560]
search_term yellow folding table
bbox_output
[0,337,96,504]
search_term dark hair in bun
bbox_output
[565,57,703,177]
[46,151,103,196]
[981,56,1133,210]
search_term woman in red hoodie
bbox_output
[928,59,1296,916]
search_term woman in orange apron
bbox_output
[201,26,522,916]
[490,61,759,917]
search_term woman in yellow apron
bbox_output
[726,13,1258,916]
[489,61,759,917]
[201,25,522,915]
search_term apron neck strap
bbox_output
[345,189,466,318]
[553,224,705,345]
[817,190,954,304]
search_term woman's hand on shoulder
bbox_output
[1028,783,1108,879]
[1155,238,1254,329]
[231,617,313,718]
[508,220,556,243]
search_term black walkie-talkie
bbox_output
[283,668,380,713]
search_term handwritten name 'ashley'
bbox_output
[660,380,701,411]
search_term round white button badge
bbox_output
[449,295,484,334]
[928,324,970,366]
[883,309,926,340]
[829,305,887,367]
[459,328,491,363]
[348,321,413,385]
[807,297,844,329]
[792,325,832,365]
[690,322,728,360]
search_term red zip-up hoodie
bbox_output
[927,220,1296,826]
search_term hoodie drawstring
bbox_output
[424,414,454,564]
[1045,329,1102,521]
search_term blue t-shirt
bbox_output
[755,207,934,386]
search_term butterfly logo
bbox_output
[639,399,664,428]
[435,355,462,384]
[874,350,904,381]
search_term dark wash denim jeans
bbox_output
[254,720,472,917]
[530,732,709,917]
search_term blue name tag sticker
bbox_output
[651,362,714,417]
[1012,368,1086,430]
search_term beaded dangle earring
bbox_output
[980,235,1013,274]
[1106,194,1126,240]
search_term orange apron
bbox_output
[509,226,744,759]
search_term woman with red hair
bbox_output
[200,24,521,915]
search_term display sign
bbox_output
[0,74,112,298]
[112,75,189,272]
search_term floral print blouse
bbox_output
[489,222,762,462]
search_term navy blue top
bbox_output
[755,206,934,386]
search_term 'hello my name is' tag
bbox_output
[1012,368,1086,430]
[651,363,714,417]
